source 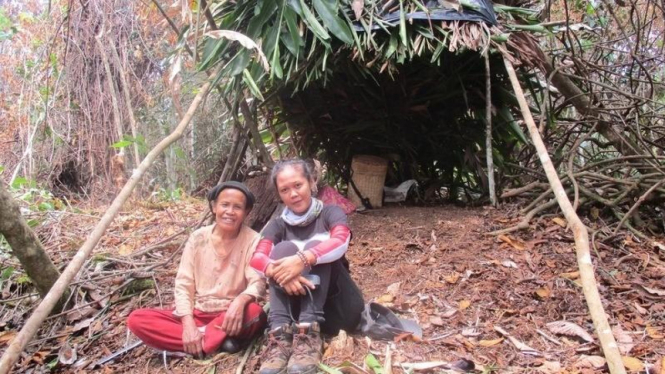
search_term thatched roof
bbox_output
[203,0,544,197]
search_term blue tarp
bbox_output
[353,0,498,31]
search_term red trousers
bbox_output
[127,302,266,354]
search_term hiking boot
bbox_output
[287,322,323,374]
[259,324,294,374]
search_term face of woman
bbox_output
[212,189,248,236]
[275,165,313,215]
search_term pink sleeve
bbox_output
[242,235,267,300]
[249,238,274,275]
[308,224,351,264]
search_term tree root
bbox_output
[489,198,558,235]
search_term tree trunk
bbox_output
[244,173,278,230]
[0,183,69,312]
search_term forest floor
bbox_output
[2,199,665,373]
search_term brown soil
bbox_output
[3,202,665,373]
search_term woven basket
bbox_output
[348,155,388,208]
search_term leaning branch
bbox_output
[503,56,626,374]
[0,67,220,374]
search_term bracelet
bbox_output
[296,251,311,270]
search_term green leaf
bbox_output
[398,0,407,46]
[0,165,5,174]
[508,118,528,144]
[11,177,29,189]
[199,37,227,71]
[386,33,398,58]
[174,146,187,160]
[46,358,58,370]
[17,274,32,284]
[459,0,481,11]
[243,69,265,101]
[283,6,303,57]
[110,140,133,149]
[312,0,354,45]
[264,23,281,62]
[1,266,15,280]
[299,0,330,41]
[287,0,303,16]
[318,363,343,374]
[27,219,41,228]
[272,45,284,79]
[228,50,251,76]
[38,202,54,211]
[341,7,364,60]
[247,0,279,38]
[280,30,298,57]
[260,127,274,143]
[0,8,13,31]
[365,354,384,374]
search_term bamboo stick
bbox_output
[502,56,626,374]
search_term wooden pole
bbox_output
[485,51,496,206]
[502,56,626,374]
[0,67,220,374]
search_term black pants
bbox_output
[268,242,364,335]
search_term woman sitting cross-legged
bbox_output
[251,159,365,374]
[127,182,267,357]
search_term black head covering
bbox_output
[207,181,255,212]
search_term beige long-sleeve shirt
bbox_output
[173,224,266,317]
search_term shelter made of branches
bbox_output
[204,0,541,200]
[277,52,525,196]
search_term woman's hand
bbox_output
[221,294,251,336]
[265,263,275,278]
[182,315,203,357]
[282,276,316,296]
[272,255,305,285]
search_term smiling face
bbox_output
[275,165,313,215]
[211,188,248,236]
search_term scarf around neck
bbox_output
[281,198,323,227]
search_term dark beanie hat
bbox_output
[207,181,255,211]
